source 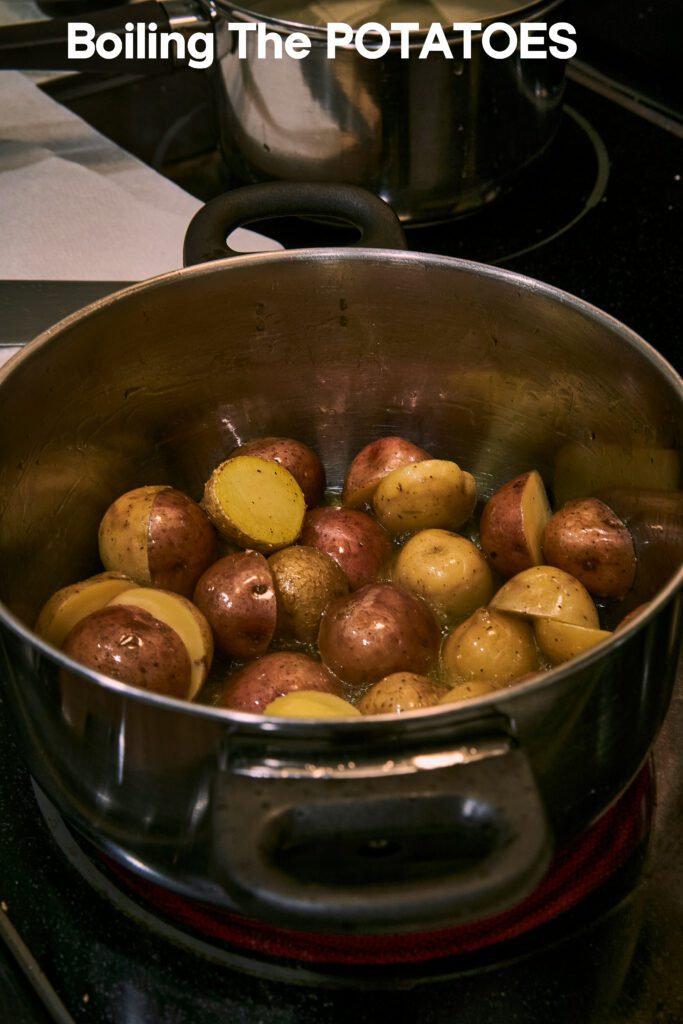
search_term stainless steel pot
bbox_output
[0,184,681,936]
[0,0,568,223]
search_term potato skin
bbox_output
[193,552,276,659]
[268,545,348,645]
[441,607,540,686]
[300,507,393,591]
[318,583,440,688]
[231,437,326,508]
[217,652,342,713]
[372,460,477,536]
[62,604,192,698]
[342,437,430,509]
[479,470,551,578]
[147,487,217,597]
[542,498,637,599]
[392,529,494,625]
[358,672,444,715]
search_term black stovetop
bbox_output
[1,52,682,1024]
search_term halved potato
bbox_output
[35,571,137,648]
[372,460,477,535]
[542,498,636,599]
[265,691,361,718]
[534,618,612,665]
[109,588,213,699]
[489,566,600,628]
[229,437,326,508]
[479,470,551,578]
[201,455,306,552]
[342,437,430,508]
[441,607,541,686]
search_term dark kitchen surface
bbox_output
[1,31,683,1024]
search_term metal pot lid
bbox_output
[218,0,550,32]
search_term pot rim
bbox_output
[1,246,681,734]
[213,0,566,44]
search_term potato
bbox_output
[441,607,541,686]
[479,470,551,578]
[202,455,306,552]
[35,571,137,648]
[542,498,637,599]
[192,552,276,659]
[229,436,326,508]
[268,545,348,645]
[108,588,213,699]
[534,618,612,665]
[98,485,217,597]
[392,529,494,625]
[439,679,505,704]
[372,460,477,535]
[217,651,342,713]
[62,604,193,699]
[264,691,361,718]
[342,437,430,509]
[318,583,440,688]
[300,507,393,590]
[489,566,600,628]
[358,672,444,715]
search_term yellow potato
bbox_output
[439,679,505,704]
[342,437,430,509]
[534,618,612,665]
[372,459,477,536]
[392,529,494,625]
[264,691,361,718]
[202,455,305,552]
[441,607,541,686]
[35,572,137,649]
[358,672,445,715]
[489,566,600,628]
[108,588,213,699]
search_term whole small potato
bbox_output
[479,470,551,578]
[193,551,276,660]
[300,507,393,590]
[108,588,213,698]
[372,460,477,536]
[489,565,600,628]
[265,691,361,718]
[229,437,326,508]
[99,485,217,597]
[441,607,541,686]
[35,571,137,649]
[358,672,445,715]
[318,583,440,688]
[268,545,348,645]
[217,652,343,713]
[342,437,430,509]
[542,498,637,599]
[392,529,494,625]
[63,604,192,699]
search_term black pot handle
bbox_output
[0,3,172,72]
[182,182,408,266]
[212,741,552,934]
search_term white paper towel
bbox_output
[0,70,280,281]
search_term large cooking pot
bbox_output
[0,0,568,223]
[0,184,681,936]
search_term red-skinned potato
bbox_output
[342,437,430,509]
[193,551,276,659]
[268,545,348,645]
[318,582,440,688]
[479,470,551,578]
[358,672,445,715]
[300,507,393,590]
[217,652,342,713]
[62,604,193,699]
[229,437,326,508]
[542,498,637,599]
[98,485,217,597]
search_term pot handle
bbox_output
[212,740,553,933]
[182,182,408,266]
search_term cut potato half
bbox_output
[35,572,138,648]
[534,618,612,665]
[109,588,213,699]
[202,456,305,552]
[480,470,551,578]
[265,691,361,718]
[490,565,600,628]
